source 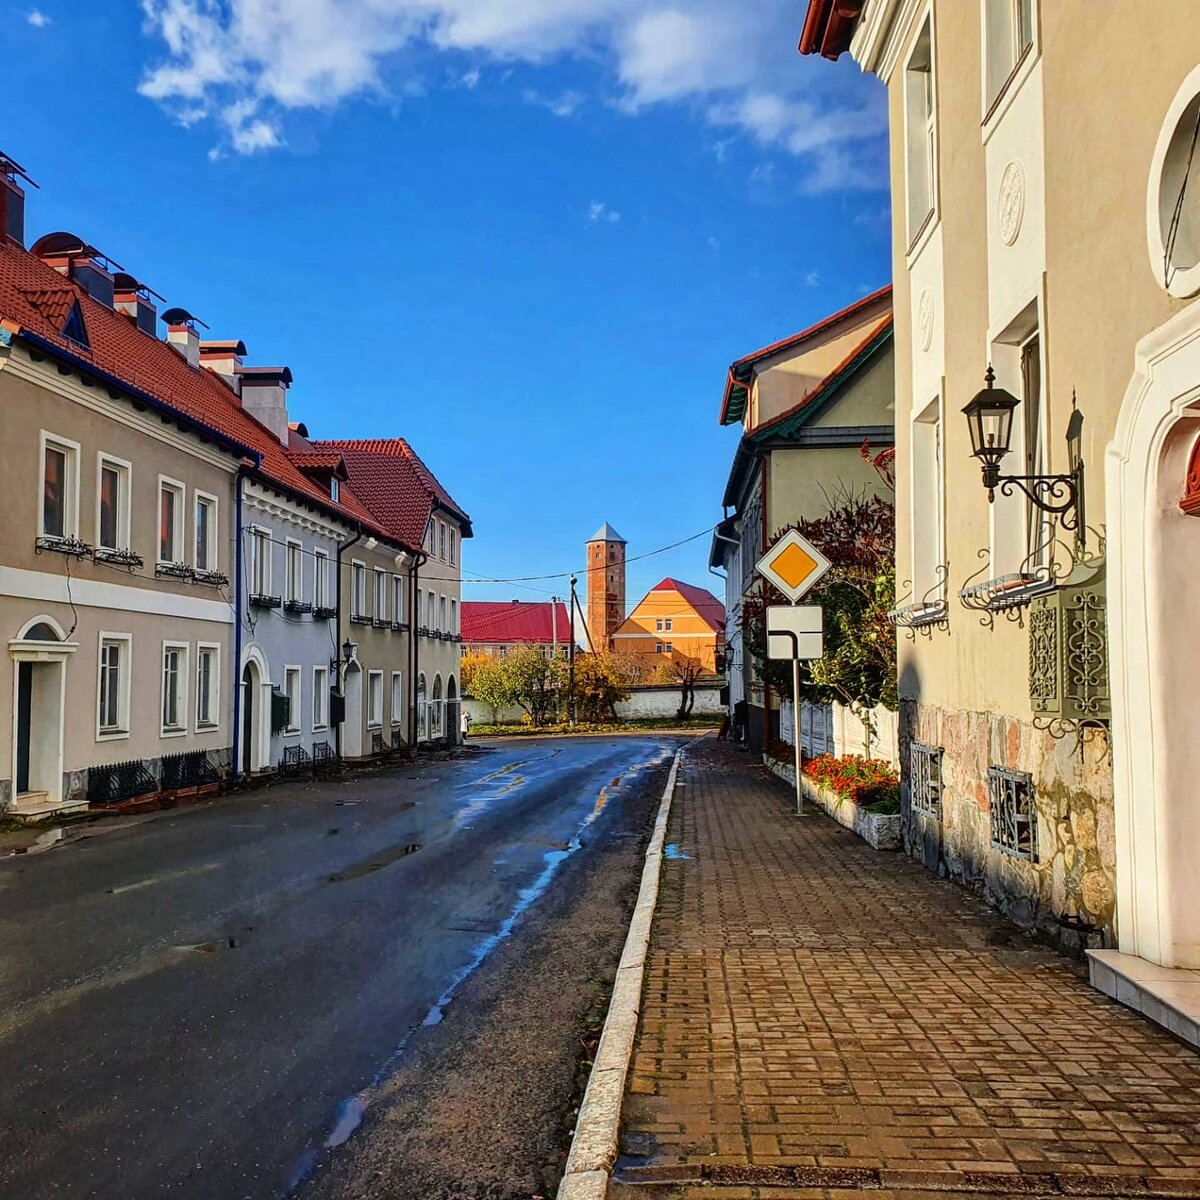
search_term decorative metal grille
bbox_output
[1063,587,1108,720]
[988,766,1038,860]
[160,750,219,790]
[371,732,387,757]
[312,741,339,776]
[280,745,312,778]
[909,742,943,818]
[87,758,159,806]
[1028,604,1059,710]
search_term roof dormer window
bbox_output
[330,477,339,502]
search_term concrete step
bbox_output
[1088,948,1200,1049]
[9,793,89,825]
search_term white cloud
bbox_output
[523,88,584,118]
[136,0,887,188]
[804,269,820,287]
[26,8,51,26]
[587,201,620,224]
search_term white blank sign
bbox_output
[767,604,823,661]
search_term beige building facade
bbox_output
[0,326,245,817]
[803,2,1200,1003]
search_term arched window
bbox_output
[417,673,428,741]
[431,674,443,737]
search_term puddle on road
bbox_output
[326,844,421,883]
[287,742,678,1193]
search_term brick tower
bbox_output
[585,522,626,652]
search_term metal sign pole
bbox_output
[792,656,804,817]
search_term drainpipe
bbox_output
[408,549,427,750]
[335,523,363,759]
[230,457,262,782]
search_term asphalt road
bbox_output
[0,735,680,1200]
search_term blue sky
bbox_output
[6,2,889,611]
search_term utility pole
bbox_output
[551,595,560,722]
[568,575,577,726]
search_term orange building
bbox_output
[612,578,725,677]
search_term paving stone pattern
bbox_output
[614,741,1200,1199]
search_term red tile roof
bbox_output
[648,578,726,632]
[0,236,392,541]
[461,601,573,646]
[312,437,472,547]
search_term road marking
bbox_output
[106,861,221,896]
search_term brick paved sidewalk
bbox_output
[612,741,1200,1200]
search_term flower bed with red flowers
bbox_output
[804,753,900,813]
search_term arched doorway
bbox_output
[1109,302,1200,968]
[342,663,363,758]
[239,647,269,774]
[446,676,459,744]
[416,673,428,742]
[10,616,75,804]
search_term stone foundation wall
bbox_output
[899,700,1115,952]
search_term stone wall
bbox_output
[900,700,1115,953]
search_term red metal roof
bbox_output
[647,578,726,632]
[313,437,472,547]
[798,0,864,60]
[461,601,573,646]
[0,235,391,540]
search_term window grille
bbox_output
[910,741,943,818]
[988,765,1038,860]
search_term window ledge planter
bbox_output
[283,599,313,615]
[37,535,92,558]
[193,568,228,588]
[762,753,901,851]
[94,546,144,569]
[313,606,337,620]
[349,613,371,625]
[157,561,194,581]
[250,593,282,609]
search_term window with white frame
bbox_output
[426,517,435,553]
[161,642,188,734]
[314,549,330,609]
[416,588,423,628]
[450,597,458,635]
[656,642,664,654]
[391,672,403,725]
[313,666,329,730]
[196,643,219,729]
[41,433,79,540]
[427,592,436,631]
[159,478,185,564]
[439,595,447,633]
[330,477,340,502]
[656,618,663,631]
[250,528,272,596]
[97,634,130,738]
[665,618,673,632]
[351,561,367,618]
[665,642,673,654]
[911,396,946,601]
[367,670,383,728]
[990,303,1043,575]
[392,575,405,624]
[448,528,457,566]
[984,0,1035,112]
[283,666,301,733]
[96,456,131,552]
[194,493,217,571]
[904,19,937,247]
[285,540,303,603]
[439,521,446,561]
[374,568,387,620]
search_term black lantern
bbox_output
[342,639,354,663]
[962,366,1020,498]
[331,639,358,675]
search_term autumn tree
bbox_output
[573,651,633,722]
[504,644,564,726]
[654,653,705,719]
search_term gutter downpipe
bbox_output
[335,523,364,760]
[230,455,263,782]
[409,549,428,751]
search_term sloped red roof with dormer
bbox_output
[311,437,472,547]
[461,600,572,647]
[0,234,396,542]
[649,578,726,632]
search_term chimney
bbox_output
[237,365,294,447]
[30,232,117,307]
[199,339,246,392]
[113,273,161,336]
[0,152,32,247]
[162,307,206,369]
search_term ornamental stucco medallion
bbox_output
[917,289,934,352]
[999,160,1026,246]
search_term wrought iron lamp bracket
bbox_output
[994,471,1081,526]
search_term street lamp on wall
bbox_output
[962,366,1085,555]
[330,639,357,676]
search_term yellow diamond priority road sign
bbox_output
[755,529,831,603]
